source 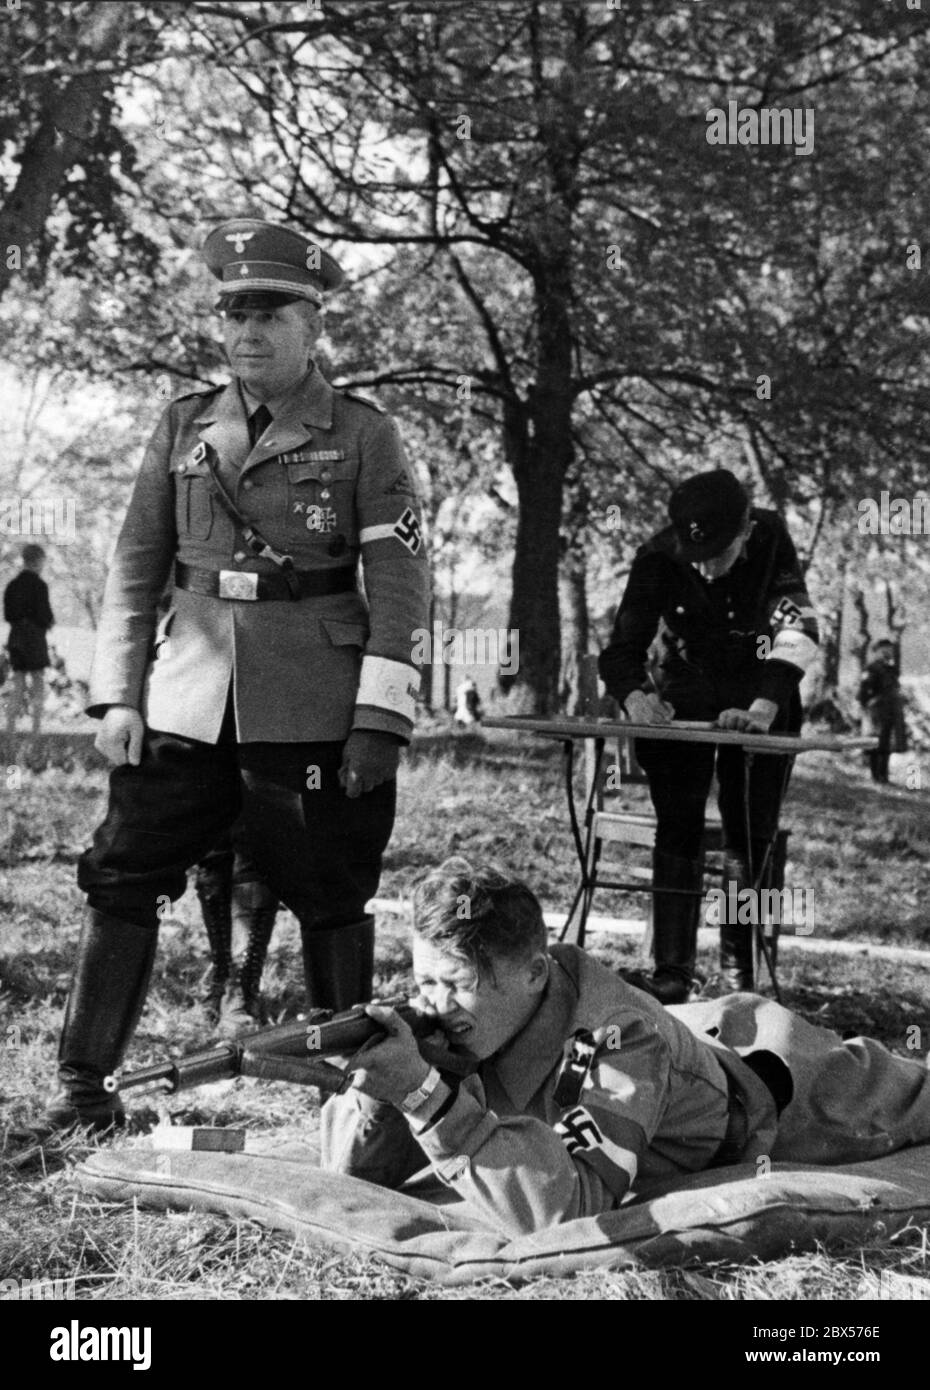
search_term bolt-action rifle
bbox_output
[117,1002,474,1100]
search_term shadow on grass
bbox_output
[782,977,928,1044]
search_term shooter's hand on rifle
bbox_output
[345,1004,432,1106]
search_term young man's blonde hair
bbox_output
[411,858,547,976]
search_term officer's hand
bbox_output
[338,729,401,798]
[347,1004,430,1107]
[717,700,777,734]
[623,689,674,726]
[96,705,145,766]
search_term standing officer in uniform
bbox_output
[598,470,819,1003]
[320,859,930,1237]
[47,218,429,1131]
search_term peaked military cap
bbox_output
[668,468,750,561]
[203,218,345,309]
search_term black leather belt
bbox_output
[175,561,356,602]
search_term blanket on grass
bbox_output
[76,1131,930,1286]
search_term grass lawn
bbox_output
[1,730,929,1301]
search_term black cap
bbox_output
[668,469,750,561]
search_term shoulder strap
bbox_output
[195,444,300,597]
[341,388,386,414]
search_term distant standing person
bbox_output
[454,677,483,728]
[4,542,55,737]
[858,639,907,784]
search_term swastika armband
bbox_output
[359,507,423,554]
[553,1029,597,1107]
[771,597,804,627]
[356,654,419,724]
[554,1106,639,1186]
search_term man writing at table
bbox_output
[598,469,820,1001]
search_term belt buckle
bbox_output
[218,570,259,601]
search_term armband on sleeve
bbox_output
[766,597,819,675]
[355,653,419,731]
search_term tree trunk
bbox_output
[505,455,566,713]
[884,580,906,668]
[816,602,842,697]
[421,588,437,713]
[560,549,590,714]
[851,586,872,678]
[503,257,575,712]
[0,5,130,297]
[444,587,458,713]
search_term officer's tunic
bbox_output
[89,367,428,744]
[321,946,930,1236]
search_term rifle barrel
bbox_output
[116,1002,474,1096]
[119,1042,241,1095]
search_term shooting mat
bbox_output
[76,1131,930,1285]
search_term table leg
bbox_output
[742,752,795,1003]
[559,737,604,947]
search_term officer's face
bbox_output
[411,937,549,1061]
[222,305,318,399]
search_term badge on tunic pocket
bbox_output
[304,505,338,533]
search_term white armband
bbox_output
[356,654,419,723]
[767,628,819,674]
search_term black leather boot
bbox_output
[300,915,375,1012]
[45,909,157,1132]
[621,852,703,1004]
[719,848,755,992]
[194,855,234,1017]
[216,879,279,1037]
[649,851,704,1003]
[719,839,782,991]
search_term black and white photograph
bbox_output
[1,0,928,1337]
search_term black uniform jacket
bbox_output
[599,509,819,722]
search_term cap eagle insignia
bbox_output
[226,231,257,255]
